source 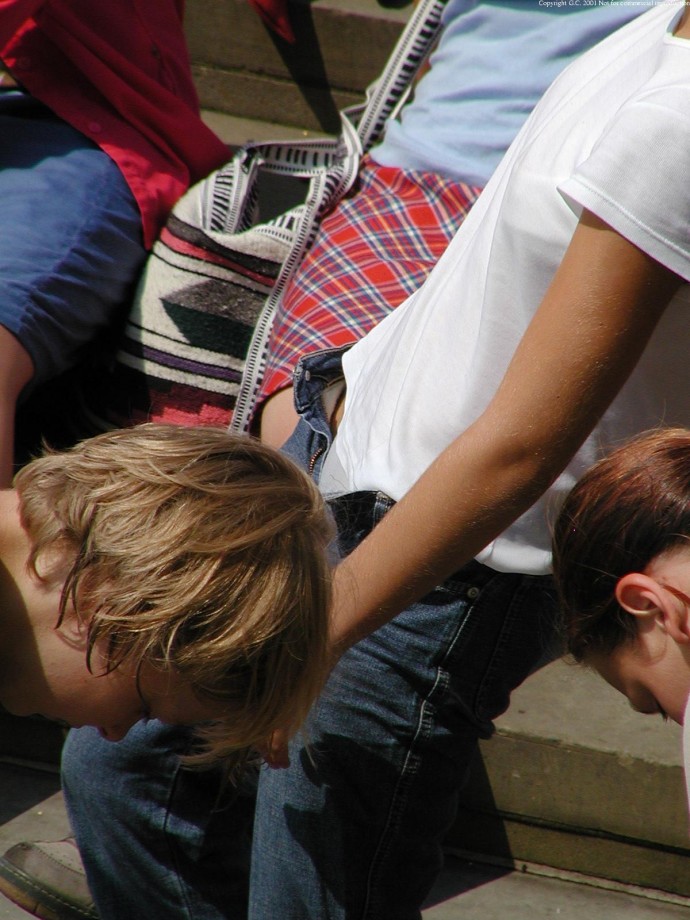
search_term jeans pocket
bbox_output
[442,571,557,729]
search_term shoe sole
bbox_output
[0,859,97,920]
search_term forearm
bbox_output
[331,418,566,652]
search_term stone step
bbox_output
[422,854,690,919]
[0,761,688,919]
[185,0,411,134]
[4,661,686,900]
[449,659,690,899]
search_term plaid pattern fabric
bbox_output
[257,158,482,412]
[78,160,480,434]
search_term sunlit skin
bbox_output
[1,636,226,743]
[0,490,226,741]
[588,546,690,726]
[590,636,690,725]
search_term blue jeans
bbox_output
[0,90,145,391]
[63,348,559,919]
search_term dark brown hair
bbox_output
[552,428,690,661]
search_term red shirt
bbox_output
[0,0,230,248]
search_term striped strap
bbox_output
[354,0,447,152]
[228,0,448,432]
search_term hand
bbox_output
[258,624,348,770]
[260,728,291,770]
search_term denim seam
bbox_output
[162,759,196,919]
[474,577,529,720]
[360,594,474,919]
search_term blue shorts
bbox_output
[0,91,146,392]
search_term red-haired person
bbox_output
[553,428,690,813]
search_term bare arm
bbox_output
[331,211,683,652]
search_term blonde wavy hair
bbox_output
[15,423,333,774]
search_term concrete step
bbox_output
[0,713,64,769]
[185,0,411,134]
[2,660,686,903]
[450,659,690,899]
[0,761,687,919]
[202,107,328,146]
[423,854,690,920]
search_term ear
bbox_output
[55,611,90,649]
[616,573,690,644]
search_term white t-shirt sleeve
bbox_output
[559,88,690,284]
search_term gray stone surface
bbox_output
[423,856,690,920]
[500,657,682,764]
[186,0,410,132]
[0,767,687,920]
[449,660,690,896]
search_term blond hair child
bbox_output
[0,423,332,773]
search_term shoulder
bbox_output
[673,8,690,40]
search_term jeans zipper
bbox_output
[309,444,326,475]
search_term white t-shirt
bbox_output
[324,1,690,575]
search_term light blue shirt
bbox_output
[372,0,657,187]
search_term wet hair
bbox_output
[552,428,690,662]
[15,423,333,774]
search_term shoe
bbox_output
[0,837,98,920]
